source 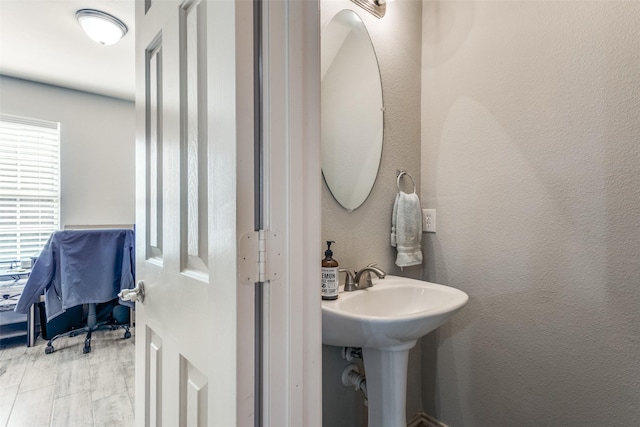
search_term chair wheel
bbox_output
[45,345,54,354]
[124,331,131,339]
[83,345,91,354]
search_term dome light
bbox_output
[76,9,128,46]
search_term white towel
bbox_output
[391,191,423,268]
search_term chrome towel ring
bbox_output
[396,170,416,194]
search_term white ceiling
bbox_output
[0,1,135,101]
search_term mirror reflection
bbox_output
[321,9,384,212]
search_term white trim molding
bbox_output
[408,411,450,427]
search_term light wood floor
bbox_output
[0,328,135,427]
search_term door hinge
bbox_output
[238,229,283,284]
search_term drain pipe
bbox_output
[341,347,367,403]
[342,346,363,361]
[341,364,368,403]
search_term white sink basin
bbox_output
[322,275,468,427]
[322,275,468,349]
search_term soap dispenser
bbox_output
[322,241,339,300]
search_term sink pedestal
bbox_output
[362,341,416,427]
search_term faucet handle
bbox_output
[354,263,386,289]
[361,271,374,288]
[339,268,358,292]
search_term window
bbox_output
[0,114,60,266]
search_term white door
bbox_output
[135,0,322,426]
[134,0,255,425]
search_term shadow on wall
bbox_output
[421,1,640,425]
[421,296,476,419]
[422,32,640,427]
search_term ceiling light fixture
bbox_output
[76,9,128,46]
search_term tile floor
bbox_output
[0,328,135,427]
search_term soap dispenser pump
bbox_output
[322,241,339,300]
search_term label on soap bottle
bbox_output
[322,267,339,299]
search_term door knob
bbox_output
[119,281,145,303]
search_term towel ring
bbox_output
[396,170,416,194]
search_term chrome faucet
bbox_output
[339,268,357,292]
[339,264,386,292]
[354,263,386,290]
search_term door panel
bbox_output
[179,356,208,426]
[180,0,208,276]
[135,1,254,426]
[146,36,163,261]
[145,327,163,427]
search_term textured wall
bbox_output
[0,76,135,227]
[421,1,640,425]
[321,0,423,426]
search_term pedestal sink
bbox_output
[322,275,468,427]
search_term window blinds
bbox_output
[0,114,60,266]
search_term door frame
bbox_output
[258,0,322,425]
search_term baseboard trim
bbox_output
[407,411,449,427]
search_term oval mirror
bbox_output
[321,9,384,211]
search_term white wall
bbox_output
[0,76,135,228]
[421,1,640,425]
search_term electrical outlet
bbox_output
[422,209,436,233]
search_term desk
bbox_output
[0,269,31,343]
[0,269,30,280]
